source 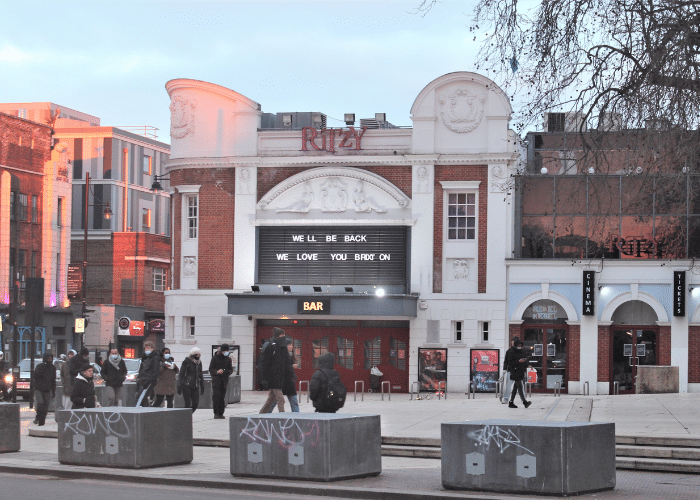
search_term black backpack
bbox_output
[319,369,346,411]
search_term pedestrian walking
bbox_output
[153,348,179,408]
[33,352,56,426]
[134,341,161,407]
[501,337,519,404]
[508,339,531,409]
[309,352,346,413]
[69,347,90,379]
[101,347,127,406]
[60,349,76,409]
[177,347,205,413]
[258,328,289,413]
[268,339,300,413]
[71,364,98,409]
[209,344,234,419]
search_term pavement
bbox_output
[3,390,700,499]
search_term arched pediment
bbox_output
[511,290,579,322]
[600,291,668,323]
[257,167,411,221]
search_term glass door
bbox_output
[522,326,568,392]
[611,328,657,394]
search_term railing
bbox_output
[381,381,391,401]
[466,380,475,399]
[612,381,619,395]
[298,380,310,403]
[437,380,447,400]
[554,381,562,397]
[409,381,421,400]
[583,381,590,396]
[354,381,364,401]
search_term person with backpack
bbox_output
[258,328,289,413]
[309,352,346,413]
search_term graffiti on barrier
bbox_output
[467,425,534,455]
[240,417,321,449]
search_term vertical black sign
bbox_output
[674,271,686,317]
[582,271,595,315]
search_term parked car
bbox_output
[16,358,44,400]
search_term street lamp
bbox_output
[151,173,170,192]
[82,173,112,346]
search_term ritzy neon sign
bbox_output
[301,126,368,152]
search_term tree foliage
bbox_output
[417,0,700,136]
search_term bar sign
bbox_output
[674,271,685,317]
[582,271,595,316]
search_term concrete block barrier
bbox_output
[0,403,20,452]
[174,379,213,409]
[56,407,193,468]
[230,413,381,481]
[442,419,616,496]
[94,382,138,408]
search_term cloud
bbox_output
[0,44,40,63]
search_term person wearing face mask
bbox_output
[153,348,179,408]
[71,364,98,409]
[508,339,532,409]
[102,347,128,406]
[209,344,234,419]
[134,341,161,407]
[178,347,205,413]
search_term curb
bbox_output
[0,462,505,500]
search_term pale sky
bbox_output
[1,0,487,144]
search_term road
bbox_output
[0,473,355,500]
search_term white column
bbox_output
[410,162,434,295]
[233,166,257,290]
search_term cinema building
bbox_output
[162,72,520,392]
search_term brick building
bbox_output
[0,103,171,358]
[162,72,519,392]
[0,111,73,359]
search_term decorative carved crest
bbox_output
[170,94,197,139]
[439,89,486,133]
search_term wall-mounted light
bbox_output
[103,205,113,219]
[344,113,355,126]
[282,114,293,127]
[282,285,291,293]
[375,113,386,123]
[375,288,385,297]
[251,285,260,293]
[313,286,322,293]
[151,173,171,192]
[344,287,354,293]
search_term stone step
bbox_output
[381,436,440,447]
[617,444,700,460]
[381,444,441,458]
[616,435,700,448]
[616,456,700,473]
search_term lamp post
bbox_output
[82,172,112,348]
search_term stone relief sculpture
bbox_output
[183,256,197,277]
[353,181,387,213]
[320,178,349,212]
[238,168,253,195]
[439,89,486,133]
[170,94,197,139]
[453,260,469,280]
[277,183,314,213]
[415,166,431,194]
[490,165,515,193]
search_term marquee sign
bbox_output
[297,299,331,314]
[257,226,408,285]
[582,271,595,315]
[301,127,368,152]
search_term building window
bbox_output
[31,251,37,278]
[481,321,489,343]
[17,194,28,221]
[152,267,166,292]
[56,252,60,292]
[363,336,381,369]
[186,317,195,337]
[143,155,152,175]
[9,192,15,221]
[142,208,151,228]
[447,193,476,240]
[17,108,27,119]
[454,321,463,343]
[547,113,566,132]
[31,195,39,223]
[187,196,198,239]
[57,197,63,227]
[18,250,27,290]
[336,337,354,370]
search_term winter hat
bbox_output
[80,363,93,373]
[220,344,230,352]
[514,339,524,347]
[80,347,89,356]
[189,347,202,356]
[68,349,77,356]
[273,327,286,337]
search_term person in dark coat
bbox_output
[508,339,531,408]
[71,364,97,409]
[258,328,289,413]
[309,352,342,413]
[153,348,179,408]
[69,346,90,378]
[177,347,205,413]
[134,341,161,407]
[33,352,56,426]
[102,347,128,406]
[209,344,234,419]
[269,340,299,413]
[501,337,519,404]
[61,349,77,409]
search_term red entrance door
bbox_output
[256,321,410,393]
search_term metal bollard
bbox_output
[410,381,421,400]
[525,382,532,398]
[495,381,502,399]
[437,380,447,400]
[299,380,310,403]
[554,381,561,397]
[466,380,475,399]
[354,380,364,402]
[613,381,619,395]
[381,381,391,401]
[583,381,590,396]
